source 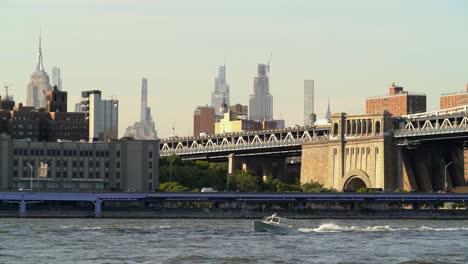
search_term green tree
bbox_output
[160,181,189,192]
[228,171,259,192]
[302,181,330,192]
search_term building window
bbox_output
[149,162,152,169]
[116,171,120,179]
[149,151,153,158]
[116,162,120,168]
[116,150,120,158]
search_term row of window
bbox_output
[14,148,111,157]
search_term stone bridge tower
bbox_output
[301,111,399,191]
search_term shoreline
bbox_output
[1,208,468,220]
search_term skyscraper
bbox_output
[211,65,230,119]
[26,33,51,109]
[141,78,148,122]
[124,78,157,140]
[51,67,63,91]
[80,90,119,142]
[304,80,315,126]
[249,64,273,121]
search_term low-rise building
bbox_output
[366,83,426,116]
[0,134,159,192]
[215,111,277,134]
[440,84,468,110]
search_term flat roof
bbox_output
[367,93,426,100]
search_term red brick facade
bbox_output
[366,84,426,116]
[440,84,468,110]
[193,106,215,136]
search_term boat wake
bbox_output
[298,223,468,233]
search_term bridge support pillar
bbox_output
[94,199,102,218]
[19,200,27,217]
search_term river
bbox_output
[0,218,467,263]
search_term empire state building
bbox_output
[26,33,51,109]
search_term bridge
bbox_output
[1,191,467,217]
[395,105,468,142]
[157,106,468,193]
[159,126,329,160]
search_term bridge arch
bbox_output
[342,170,372,191]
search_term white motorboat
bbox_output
[253,213,294,234]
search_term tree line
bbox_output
[159,156,332,192]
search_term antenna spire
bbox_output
[36,31,44,71]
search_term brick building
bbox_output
[440,84,468,110]
[366,83,426,116]
[0,87,88,142]
[46,86,67,112]
[193,106,215,136]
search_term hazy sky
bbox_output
[1,0,467,137]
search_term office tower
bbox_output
[249,64,273,121]
[124,79,157,140]
[141,78,148,122]
[193,106,215,136]
[80,90,119,142]
[211,65,230,119]
[26,33,51,109]
[51,67,63,91]
[366,83,426,116]
[304,80,315,126]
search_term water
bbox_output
[0,218,467,263]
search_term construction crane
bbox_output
[3,82,14,100]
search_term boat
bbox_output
[253,213,294,234]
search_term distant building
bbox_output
[80,90,119,142]
[26,33,51,109]
[193,106,215,136]
[211,65,230,119]
[51,67,63,91]
[304,80,315,126]
[325,98,331,123]
[0,134,159,192]
[1,83,87,142]
[124,78,158,140]
[215,110,277,134]
[229,104,248,120]
[366,83,426,116]
[440,84,468,110]
[46,86,67,112]
[249,64,273,121]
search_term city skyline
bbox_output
[1,0,468,137]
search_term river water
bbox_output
[0,218,467,263]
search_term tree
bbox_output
[160,181,189,192]
[159,157,227,191]
[229,171,259,192]
[302,181,330,193]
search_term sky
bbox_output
[1,0,467,138]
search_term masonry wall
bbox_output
[300,142,330,187]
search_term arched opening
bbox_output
[375,121,381,134]
[351,120,357,134]
[333,123,339,135]
[367,119,372,134]
[346,120,351,135]
[344,177,367,191]
[357,120,361,134]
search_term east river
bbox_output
[0,218,467,263]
